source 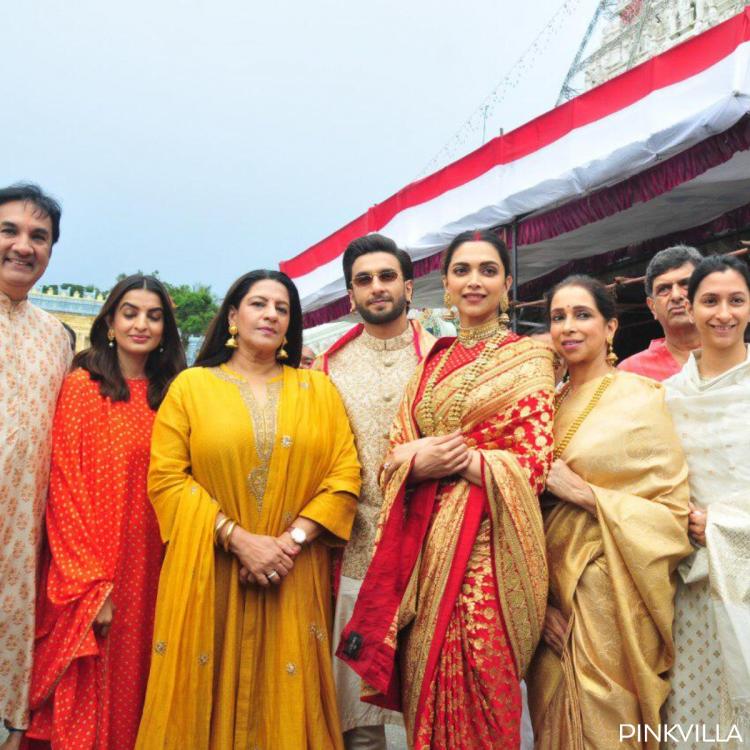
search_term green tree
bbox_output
[166,283,218,348]
[61,282,85,297]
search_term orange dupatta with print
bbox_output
[27,370,161,750]
[337,334,554,746]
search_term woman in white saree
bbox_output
[664,254,750,749]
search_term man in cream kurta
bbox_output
[0,185,71,747]
[317,234,434,750]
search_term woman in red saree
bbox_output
[337,230,554,749]
[25,275,185,750]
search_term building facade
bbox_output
[30,290,103,352]
[582,0,749,92]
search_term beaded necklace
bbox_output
[553,373,613,459]
[417,319,508,436]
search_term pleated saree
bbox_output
[528,371,692,749]
[338,333,554,749]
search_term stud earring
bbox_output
[225,324,239,349]
[107,329,116,348]
[277,336,289,360]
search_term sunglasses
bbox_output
[351,269,401,288]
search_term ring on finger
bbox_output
[267,570,279,580]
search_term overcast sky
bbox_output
[3,0,599,297]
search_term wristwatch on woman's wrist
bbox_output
[288,525,307,545]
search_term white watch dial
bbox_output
[290,526,307,544]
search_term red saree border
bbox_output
[336,459,440,710]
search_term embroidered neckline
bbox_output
[360,325,413,352]
[211,366,282,513]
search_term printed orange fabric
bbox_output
[26,369,163,750]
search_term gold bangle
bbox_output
[214,516,231,546]
[222,521,238,553]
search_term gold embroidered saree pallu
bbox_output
[337,335,554,749]
[528,372,692,750]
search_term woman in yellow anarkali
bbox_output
[528,275,692,750]
[135,270,360,750]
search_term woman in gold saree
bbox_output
[528,275,692,749]
[337,230,555,749]
[135,270,360,750]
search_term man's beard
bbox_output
[356,294,408,325]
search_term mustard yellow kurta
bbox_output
[528,371,692,750]
[135,364,360,750]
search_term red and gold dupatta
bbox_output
[337,334,554,734]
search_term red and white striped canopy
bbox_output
[281,9,750,326]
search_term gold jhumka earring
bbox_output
[277,336,289,360]
[225,324,239,349]
[606,337,618,366]
[442,290,457,322]
[107,329,116,348]
[499,291,511,329]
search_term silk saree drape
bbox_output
[337,334,554,749]
[135,365,360,750]
[528,371,692,750]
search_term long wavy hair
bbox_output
[194,270,303,368]
[73,274,186,409]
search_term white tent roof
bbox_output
[281,9,750,324]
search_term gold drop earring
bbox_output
[225,324,239,349]
[277,336,289,360]
[499,291,511,329]
[606,337,618,366]
[442,290,456,322]
[107,329,116,348]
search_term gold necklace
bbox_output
[457,317,505,347]
[417,324,509,435]
[553,373,613,460]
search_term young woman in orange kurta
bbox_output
[25,275,185,750]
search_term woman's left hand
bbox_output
[542,604,569,656]
[688,501,707,546]
[382,435,453,486]
[546,459,597,516]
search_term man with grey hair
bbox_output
[619,244,702,380]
